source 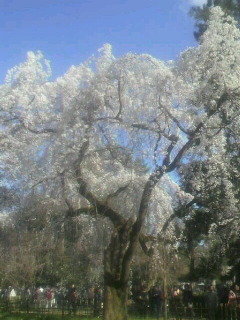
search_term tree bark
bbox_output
[189,245,195,280]
[104,283,128,320]
[103,224,133,320]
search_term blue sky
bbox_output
[0,0,206,83]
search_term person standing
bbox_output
[205,285,218,320]
[228,284,240,306]
[182,284,194,318]
[149,285,163,320]
[67,284,77,315]
[228,284,240,320]
[94,286,103,317]
[217,284,229,320]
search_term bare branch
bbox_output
[23,125,57,134]
[30,171,65,189]
[132,123,178,141]
[116,78,123,120]
[166,92,229,173]
[153,133,161,167]
[158,98,193,136]
[95,116,122,122]
[106,183,131,203]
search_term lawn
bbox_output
[0,315,148,320]
[0,314,213,320]
[0,314,98,320]
[0,313,156,320]
[0,313,164,320]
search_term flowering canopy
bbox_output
[0,7,239,238]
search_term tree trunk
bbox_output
[104,283,128,320]
[189,242,195,281]
[162,244,168,320]
[103,223,134,320]
[163,275,168,320]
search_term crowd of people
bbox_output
[131,282,240,319]
[0,284,103,315]
[170,283,240,320]
[0,282,240,319]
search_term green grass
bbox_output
[0,312,210,320]
[0,314,98,320]
[0,313,163,320]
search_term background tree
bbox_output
[0,194,109,288]
[177,155,239,281]
[189,0,240,40]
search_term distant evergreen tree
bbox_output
[189,0,240,41]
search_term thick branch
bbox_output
[139,234,155,256]
[162,139,178,167]
[120,169,164,283]
[159,199,198,236]
[166,127,201,173]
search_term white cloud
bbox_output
[179,0,207,14]
[188,0,207,6]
